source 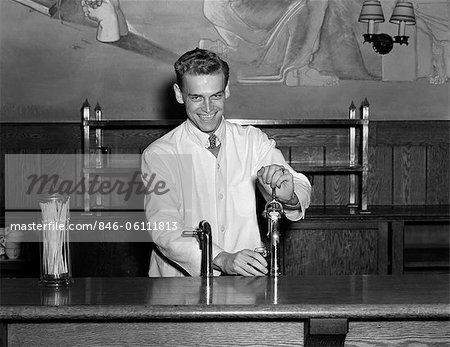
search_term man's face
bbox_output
[174,73,230,134]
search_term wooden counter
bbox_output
[1,275,449,346]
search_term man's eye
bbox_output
[189,96,202,102]
[211,94,223,100]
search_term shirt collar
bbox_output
[185,116,225,148]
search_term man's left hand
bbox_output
[257,164,297,204]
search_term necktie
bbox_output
[208,134,217,150]
[207,134,220,157]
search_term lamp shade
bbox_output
[390,2,416,24]
[358,0,385,23]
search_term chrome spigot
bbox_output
[262,188,285,277]
[183,220,213,277]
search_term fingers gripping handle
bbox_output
[263,188,285,277]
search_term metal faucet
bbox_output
[183,220,213,277]
[263,188,285,277]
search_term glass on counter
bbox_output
[38,193,73,286]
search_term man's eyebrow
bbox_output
[187,90,225,97]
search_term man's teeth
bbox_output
[199,113,215,120]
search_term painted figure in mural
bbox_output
[200,0,338,86]
[141,48,311,276]
[199,0,378,87]
[80,0,128,42]
[414,1,449,84]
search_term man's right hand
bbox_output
[213,250,268,276]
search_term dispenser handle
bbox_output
[182,220,213,277]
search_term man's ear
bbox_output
[173,83,184,104]
[225,81,230,99]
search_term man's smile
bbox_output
[198,112,217,121]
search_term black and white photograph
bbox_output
[1,0,449,345]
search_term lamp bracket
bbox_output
[393,35,409,45]
[362,33,409,55]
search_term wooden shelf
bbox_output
[305,205,450,220]
[84,165,364,175]
[81,100,370,212]
[404,248,450,269]
[0,259,34,278]
[83,167,139,175]
[85,119,368,128]
[291,164,363,173]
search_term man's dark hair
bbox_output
[174,48,229,90]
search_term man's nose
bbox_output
[202,98,211,112]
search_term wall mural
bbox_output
[77,0,449,85]
[1,0,449,121]
[200,0,370,86]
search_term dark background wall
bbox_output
[2,120,449,210]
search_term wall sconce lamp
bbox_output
[358,1,416,55]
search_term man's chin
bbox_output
[200,125,219,133]
[193,117,221,133]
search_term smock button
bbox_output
[218,193,223,200]
[220,226,225,232]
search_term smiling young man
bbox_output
[141,48,311,277]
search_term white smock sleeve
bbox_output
[141,147,204,276]
[252,127,311,221]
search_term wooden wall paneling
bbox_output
[74,149,84,209]
[290,146,325,206]
[0,124,81,152]
[265,127,343,147]
[69,229,149,276]
[2,121,449,209]
[88,129,143,210]
[404,222,450,248]
[284,221,379,276]
[0,147,4,213]
[97,129,158,210]
[106,146,142,210]
[1,124,81,210]
[309,178,325,206]
[347,321,450,346]
[325,145,349,206]
[2,121,448,149]
[8,321,304,347]
[351,133,362,208]
[40,148,78,209]
[106,173,122,209]
[426,144,450,205]
[70,239,151,277]
[403,221,450,270]
[391,221,405,275]
[105,172,144,210]
[5,150,41,209]
[102,128,172,152]
[393,146,427,205]
[137,129,169,154]
[278,146,290,163]
[368,145,393,205]
[375,121,449,146]
[0,320,5,347]
[377,222,389,274]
